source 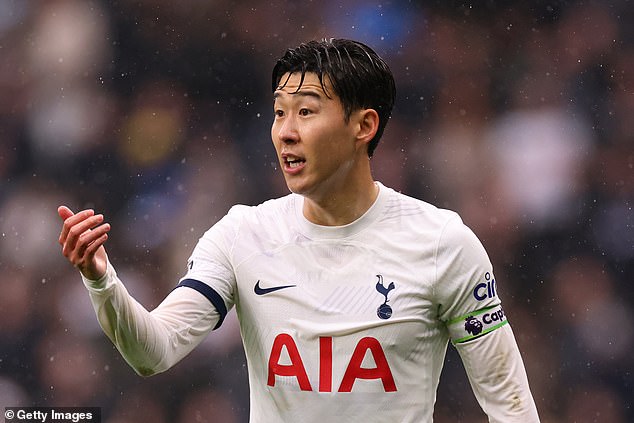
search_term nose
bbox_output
[273,114,299,145]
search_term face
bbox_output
[271,72,363,200]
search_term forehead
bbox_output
[274,72,332,99]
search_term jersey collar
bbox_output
[293,182,388,240]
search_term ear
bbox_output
[355,108,379,146]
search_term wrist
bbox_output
[81,260,114,291]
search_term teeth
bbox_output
[285,156,304,168]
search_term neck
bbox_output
[302,179,379,226]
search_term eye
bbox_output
[299,108,311,116]
[274,109,284,118]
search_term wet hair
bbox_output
[272,38,396,157]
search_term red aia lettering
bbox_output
[267,334,396,392]
[319,336,332,392]
[338,337,397,392]
[267,333,312,391]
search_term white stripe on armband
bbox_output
[447,304,508,344]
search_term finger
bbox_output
[83,232,109,261]
[58,206,75,244]
[58,205,75,221]
[59,209,96,246]
[64,214,104,255]
[62,214,104,256]
[75,222,110,259]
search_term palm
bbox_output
[58,205,111,281]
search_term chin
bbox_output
[284,179,312,197]
[286,184,306,196]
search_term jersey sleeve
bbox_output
[433,215,540,421]
[176,205,246,329]
[434,215,505,342]
[455,325,540,422]
[81,206,245,377]
[82,260,221,376]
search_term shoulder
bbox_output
[193,194,297,260]
[225,193,296,226]
[197,194,294,236]
[377,184,491,284]
[202,193,298,245]
[378,184,462,235]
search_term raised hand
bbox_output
[58,206,111,281]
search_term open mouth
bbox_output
[282,154,306,170]
[286,158,305,168]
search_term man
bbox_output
[58,38,540,422]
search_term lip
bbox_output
[281,153,306,175]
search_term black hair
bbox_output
[272,38,396,157]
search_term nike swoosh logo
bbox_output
[254,280,296,296]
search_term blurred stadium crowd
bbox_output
[0,0,632,421]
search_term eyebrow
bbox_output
[273,90,323,100]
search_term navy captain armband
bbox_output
[175,279,227,330]
[447,304,508,344]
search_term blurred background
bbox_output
[0,0,632,421]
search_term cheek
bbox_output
[270,122,276,140]
[323,125,356,155]
[270,124,281,150]
[316,117,350,143]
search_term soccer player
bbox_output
[58,38,540,422]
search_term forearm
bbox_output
[82,261,219,376]
[456,325,540,422]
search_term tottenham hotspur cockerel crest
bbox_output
[375,274,395,320]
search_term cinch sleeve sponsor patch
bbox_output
[447,304,508,344]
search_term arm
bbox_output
[433,215,539,421]
[58,206,220,376]
[82,261,220,376]
[455,324,539,422]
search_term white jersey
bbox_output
[83,182,539,422]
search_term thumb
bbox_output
[58,205,75,221]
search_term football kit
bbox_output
[82,182,539,422]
